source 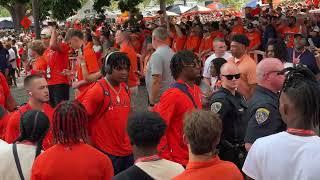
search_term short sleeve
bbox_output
[5,112,20,143]
[203,58,212,78]
[78,83,104,116]
[84,50,99,74]
[242,140,262,179]
[244,104,282,144]
[150,53,163,75]
[0,73,9,97]
[209,98,230,120]
[246,60,257,85]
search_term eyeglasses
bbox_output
[222,73,241,80]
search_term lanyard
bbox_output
[287,128,317,136]
[292,49,305,64]
[135,154,161,164]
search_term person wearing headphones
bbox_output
[78,51,133,175]
[5,74,54,149]
[0,110,50,180]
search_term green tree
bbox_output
[0,6,10,17]
[220,0,248,10]
[93,0,143,13]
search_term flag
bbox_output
[20,16,32,29]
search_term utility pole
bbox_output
[32,0,41,39]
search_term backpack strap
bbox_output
[12,143,25,180]
[170,82,198,109]
[95,79,111,119]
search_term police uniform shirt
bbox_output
[244,85,286,144]
[210,87,247,142]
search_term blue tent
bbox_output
[244,0,258,8]
[0,20,14,29]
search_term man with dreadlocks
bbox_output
[31,101,114,180]
[0,110,50,180]
[5,74,54,149]
[243,65,320,180]
[78,52,132,174]
[153,50,202,166]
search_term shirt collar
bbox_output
[256,85,279,100]
[186,156,221,170]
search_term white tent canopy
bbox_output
[184,5,211,13]
[67,0,96,21]
[309,9,320,14]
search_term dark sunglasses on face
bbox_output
[222,73,241,80]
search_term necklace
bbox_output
[105,78,122,103]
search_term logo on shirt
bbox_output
[255,108,270,124]
[211,102,222,113]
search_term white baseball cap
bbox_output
[41,28,52,38]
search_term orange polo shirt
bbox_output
[120,42,139,87]
[174,156,243,180]
[229,55,257,100]
[77,43,100,92]
[153,80,202,166]
[31,143,114,180]
[245,31,261,50]
[185,35,201,53]
[199,36,214,54]
[5,103,54,149]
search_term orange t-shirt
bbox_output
[174,156,244,180]
[0,112,9,140]
[231,25,245,35]
[5,103,54,149]
[0,72,10,108]
[32,56,47,76]
[282,26,300,48]
[78,79,132,156]
[120,42,139,87]
[211,31,224,40]
[229,55,257,100]
[185,35,201,53]
[153,80,202,166]
[245,31,261,50]
[173,35,186,52]
[44,42,70,86]
[77,43,100,92]
[199,36,214,54]
[31,143,114,180]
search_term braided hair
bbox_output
[14,110,50,157]
[281,65,320,129]
[53,101,89,145]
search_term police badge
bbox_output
[211,102,222,113]
[255,108,270,124]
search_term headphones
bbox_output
[104,51,121,74]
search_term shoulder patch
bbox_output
[211,102,222,113]
[255,108,270,124]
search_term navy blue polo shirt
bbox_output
[287,48,320,75]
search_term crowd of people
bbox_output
[0,1,319,180]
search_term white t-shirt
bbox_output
[243,132,320,180]
[202,52,232,78]
[8,48,17,69]
[0,143,37,180]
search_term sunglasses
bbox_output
[222,73,241,80]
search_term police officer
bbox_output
[209,62,247,168]
[244,58,286,151]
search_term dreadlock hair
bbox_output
[53,100,89,145]
[170,50,198,80]
[14,110,50,157]
[281,65,320,129]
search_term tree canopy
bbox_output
[93,0,143,13]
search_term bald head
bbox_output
[220,62,240,76]
[257,58,284,82]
